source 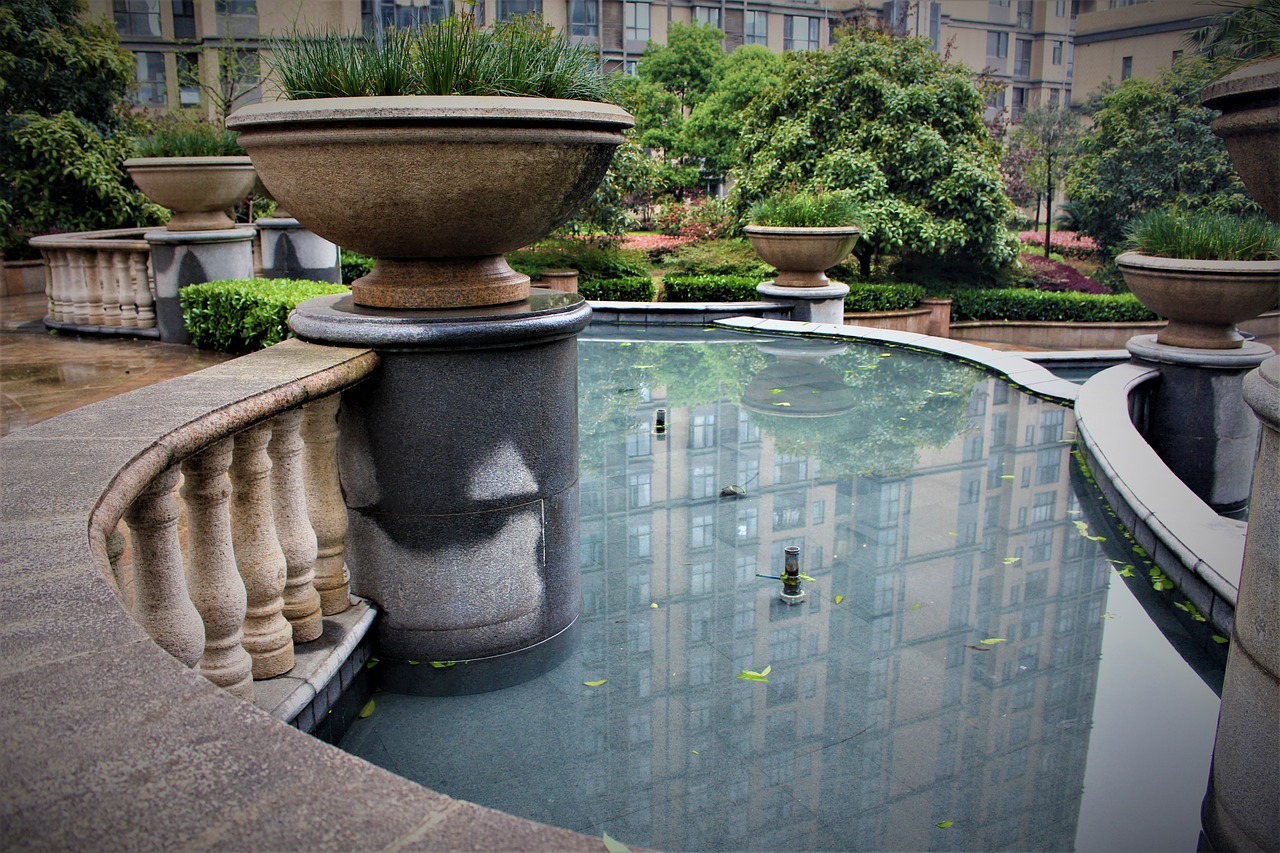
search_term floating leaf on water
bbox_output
[770,388,785,394]
[1134,546,1149,557]
[407,660,420,666]
[947,531,959,537]
[1212,635,1230,645]
[583,679,608,687]
[773,401,792,407]
[799,573,815,581]
[429,660,456,668]
[631,364,655,369]
[602,831,632,853]
[1003,557,1021,565]
[935,821,954,829]
[910,603,921,611]
[358,699,376,718]
[980,638,1007,645]
[1001,475,1015,480]
[834,594,845,604]
[618,342,631,347]
[650,602,659,609]
[691,750,699,755]
[738,664,771,682]
[365,657,380,670]
[879,353,892,358]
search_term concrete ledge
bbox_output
[0,338,605,851]
[1074,362,1246,634]
[589,299,791,325]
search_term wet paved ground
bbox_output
[0,293,234,436]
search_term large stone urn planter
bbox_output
[1202,57,1280,221]
[1115,251,1280,349]
[124,156,256,231]
[741,225,861,287]
[227,96,633,309]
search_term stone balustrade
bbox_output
[30,227,157,335]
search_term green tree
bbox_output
[0,0,164,257]
[731,29,1018,280]
[682,45,784,184]
[1063,55,1257,259]
[1010,107,1082,256]
[1187,0,1280,66]
[636,22,725,112]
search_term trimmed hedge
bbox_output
[579,276,656,301]
[949,288,1157,323]
[845,283,926,312]
[182,278,350,351]
[662,274,761,302]
[507,240,649,283]
[340,249,375,284]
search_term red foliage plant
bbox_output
[1019,253,1108,294]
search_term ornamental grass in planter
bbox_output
[742,190,861,288]
[1116,210,1280,349]
[125,117,255,232]
[227,16,633,310]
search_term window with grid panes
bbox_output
[115,0,161,36]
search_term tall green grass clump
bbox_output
[132,113,244,157]
[747,190,860,228]
[1124,210,1280,261]
[270,15,618,103]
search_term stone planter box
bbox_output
[2,258,46,296]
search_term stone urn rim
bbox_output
[1201,56,1280,109]
[742,224,863,238]
[1114,251,1280,277]
[124,154,255,169]
[226,94,634,129]
[123,155,256,232]
[226,95,633,310]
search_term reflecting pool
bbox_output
[340,330,1226,852]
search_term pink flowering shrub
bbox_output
[619,233,696,253]
[1018,230,1100,260]
[655,197,736,241]
[1019,253,1108,294]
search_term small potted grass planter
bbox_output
[125,118,255,231]
[1116,210,1280,349]
[226,17,633,310]
[741,190,861,288]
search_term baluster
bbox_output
[68,250,90,325]
[82,248,104,326]
[230,423,294,678]
[114,251,137,327]
[123,467,205,667]
[182,439,254,700]
[269,408,323,643]
[301,395,351,615]
[134,251,156,329]
[96,251,121,326]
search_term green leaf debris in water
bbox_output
[834,594,845,604]
[1072,520,1105,542]
[798,573,815,582]
[365,656,380,670]
[980,638,1007,645]
[407,660,420,666]
[602,831,632,853]
[1212,635,1230,645]
[1003,557,1021,565]
[770,388,785,394]
[583,678,608,687]
[429,660,456,668]
[910,603,921,611]
[773,401,793,407]
[935,821,954,829]
[358,699,376,718]
[1001,474,1015,480]
[738,664,771,683]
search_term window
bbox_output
[1172,49,1183,63]
[497,0,541,21]
[1049,89,1060,108]
[984,495,1002,529]
[1015,39,1031,75]
[625,421,651,456]
[625,2,651,43]
[773,453,808,484]
[172,0,197,39]
[690,464,716,499]
[694,7,722,31]
[1036,447,1062,485]
[177,53,200,106]
[736,505,758,539]
[569,0,598,37]
[987,31,1009,59]
[811,500,825,525]
[1029,529,1053,563]
[784,15,820,51]
[132,51,166,107]
[627,472,651,507]
[745,10,768,45]
[961,478,982,505]
[216,0,258,38]
[1121,56,1133,80]
[1012,86,1027,120]
[1040,409,1065,444]
[1056,0,1067,15]
[115,0,161,37]
[1031,490,1056,524]
[690,413,716,448]
[990,0,1010,6]
[628,522,651,559]
[1052,41,1063,65]
[1017,0,1032,28]
[690,510,716,549]
[772,492,806,531]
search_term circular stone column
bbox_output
[291,291,590,687]
[1127,335,1274,514]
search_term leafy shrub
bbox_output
[949,289,1157,323]
[507,238,649,283]
[844,283,926,312]
[1019,254,1108,294]
[661,237,774,279]
[340,248,375,283]
[653,196,737,240]
[182,278,349,351]
[579,275,655,301]
[662,274,761,302]
[1017,229,1099,260]
[748,190,859,228]
[1123,209,1280,261]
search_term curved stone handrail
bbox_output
[30,227,157,334]
[0,338,602,851]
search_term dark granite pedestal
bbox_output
[291,290,590,689]
[1127,335,1274,515]
[146,227,255,344]
[257,217,342,283]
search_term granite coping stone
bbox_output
[0,337,612,851]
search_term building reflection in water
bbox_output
[573,336,1106,851]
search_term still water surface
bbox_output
[341,331,1225,851]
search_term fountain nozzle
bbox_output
[781,545,805,604]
